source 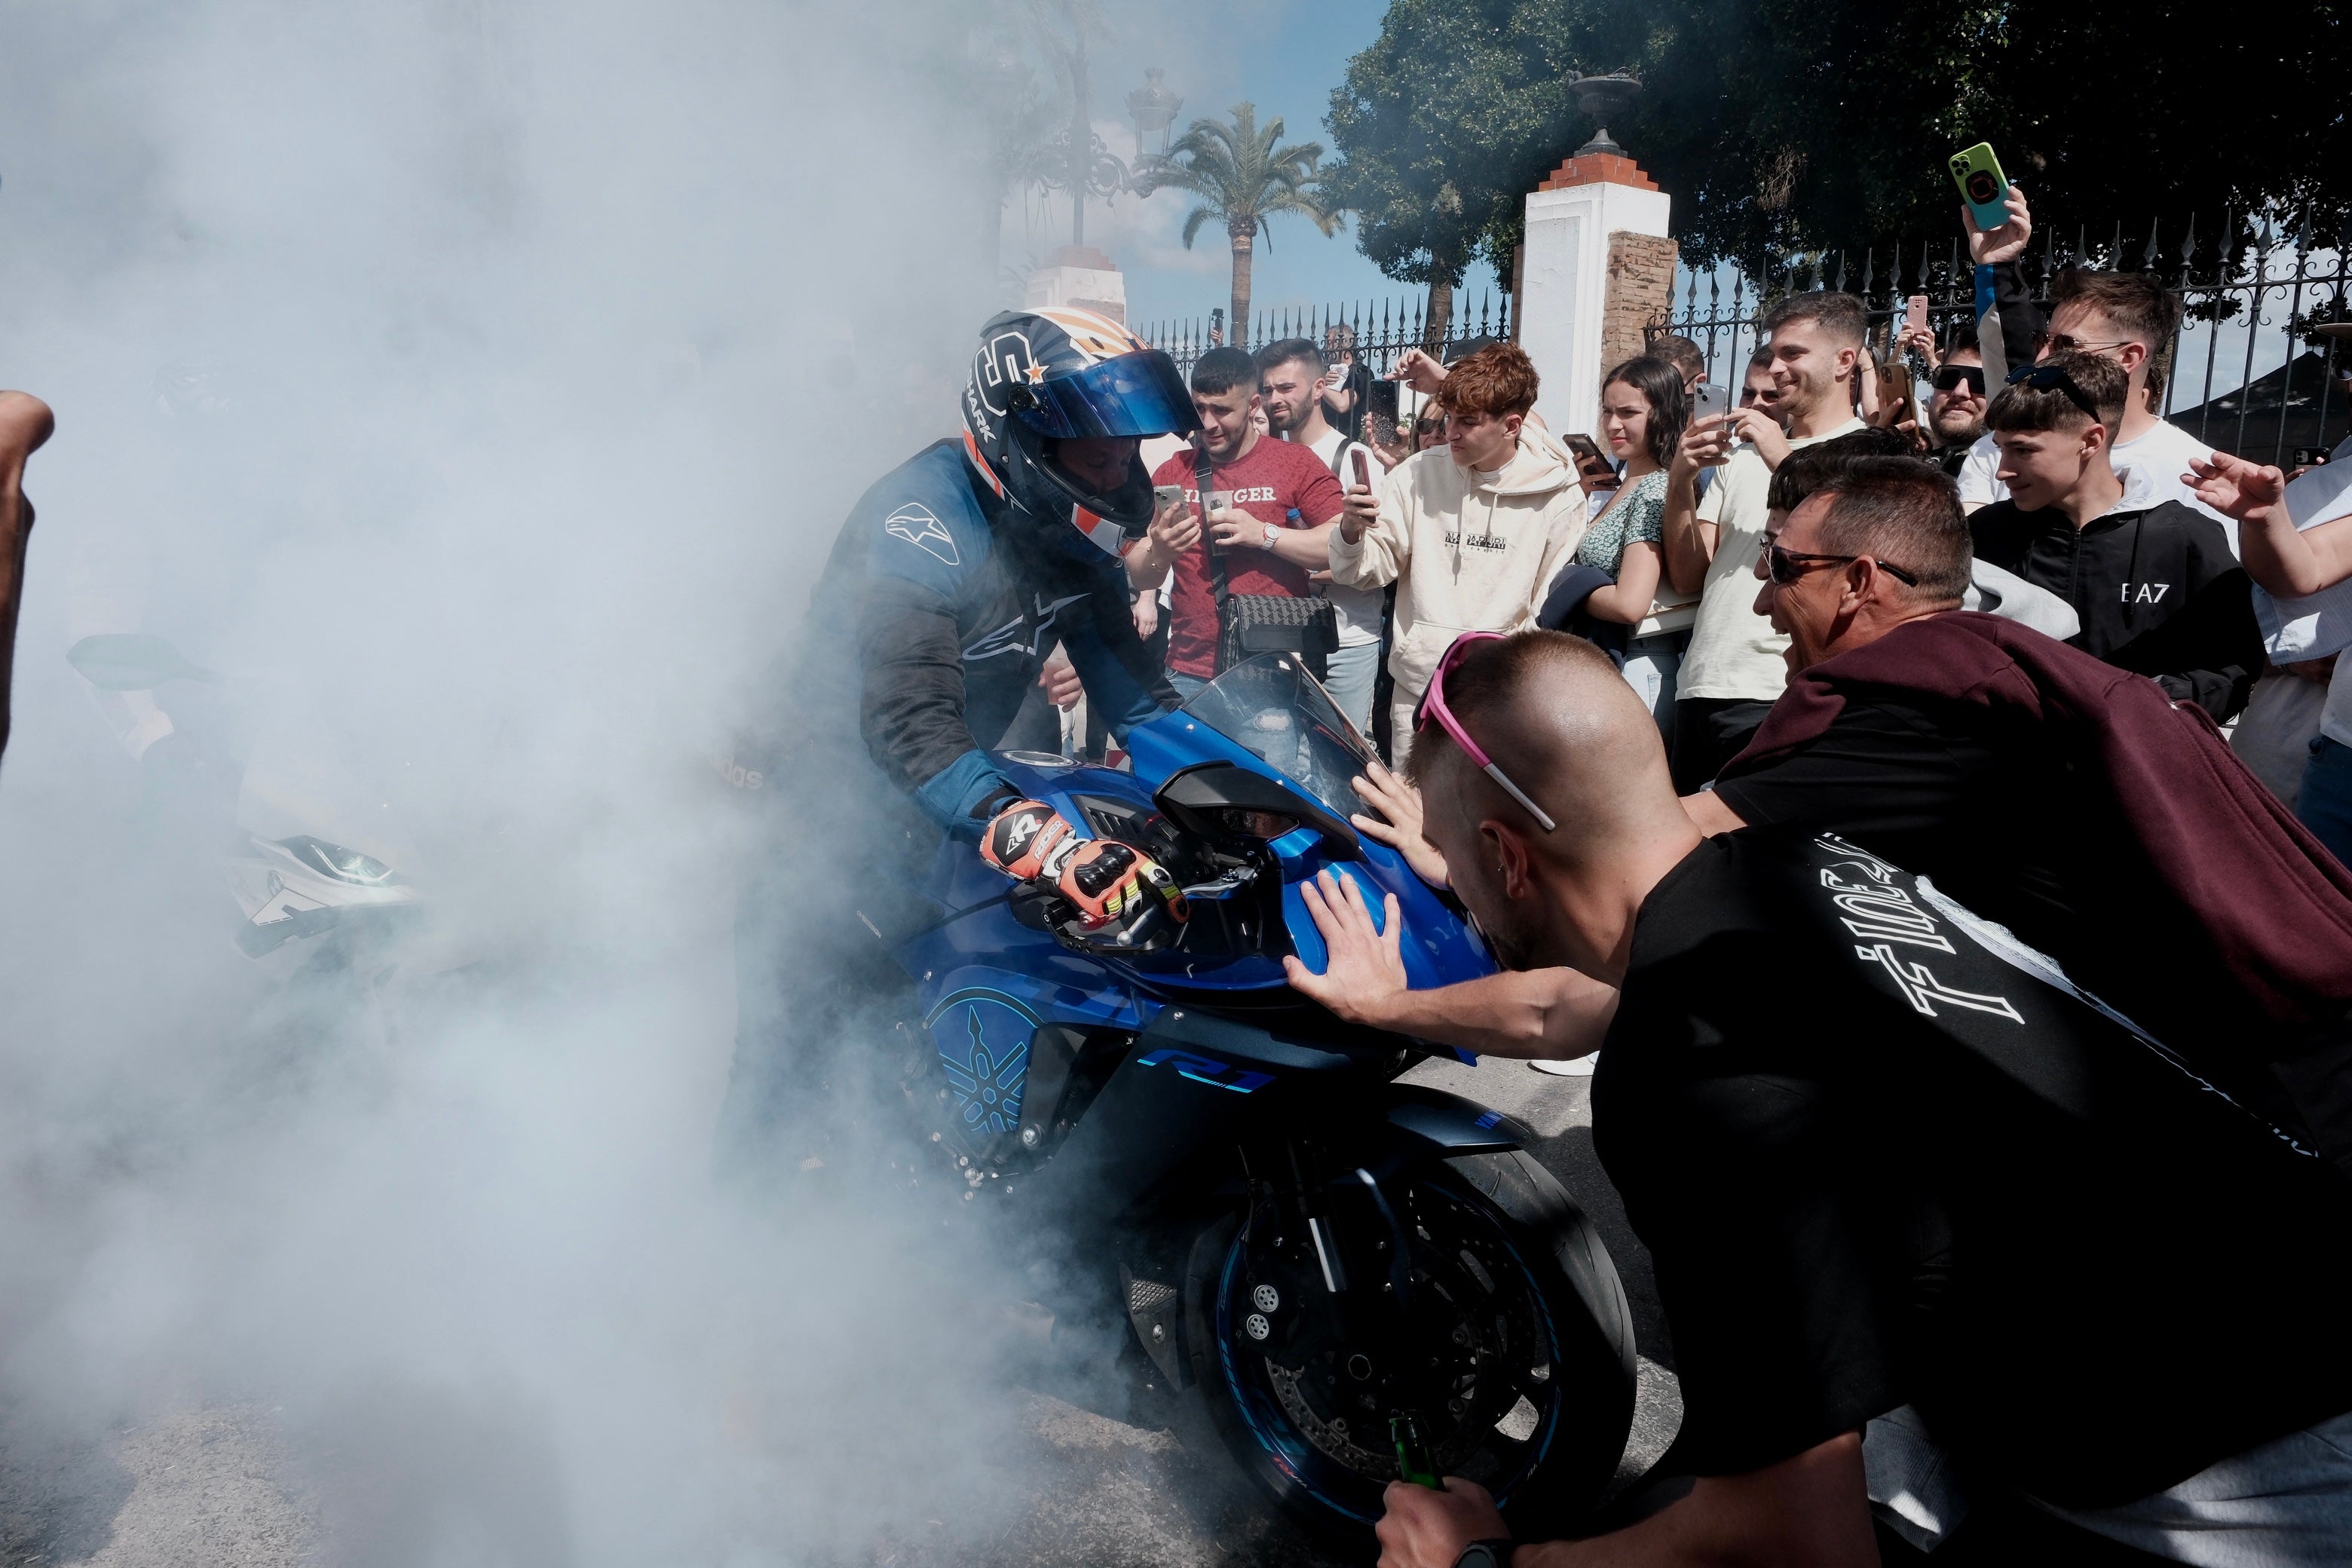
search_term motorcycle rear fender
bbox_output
[1380,1082,1535,1156]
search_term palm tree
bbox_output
[1142,103,1336,347]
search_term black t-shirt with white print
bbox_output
[1594,829,2352,1507]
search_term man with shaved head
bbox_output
[1364,629,2352,1567]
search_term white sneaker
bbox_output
[1530,1052,1599,1076]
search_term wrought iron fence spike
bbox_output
[2179,212,2197,265]
[2110,221,2123,269]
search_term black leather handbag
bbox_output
[1197,449,1340,678]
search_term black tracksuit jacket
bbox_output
[1969,498,2265,721]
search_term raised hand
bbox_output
[1392,348,1449,396]
[1965,183,2034,267]
[2186,452,2287,522]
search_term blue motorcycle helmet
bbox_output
[961,306,1200,534]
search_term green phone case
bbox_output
[1949,142,2009,233]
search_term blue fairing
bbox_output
[895,666,1496,1121]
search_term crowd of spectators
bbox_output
[1051,181,2352,1566]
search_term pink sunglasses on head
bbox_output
[1411,632,1557,832]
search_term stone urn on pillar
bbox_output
[1515,74,1680,440]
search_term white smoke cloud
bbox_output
[0,1,1070,1559]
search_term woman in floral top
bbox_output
[1570,355,1692,742]
[1575,355,1688,623]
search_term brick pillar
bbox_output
[1603,231,1680,374]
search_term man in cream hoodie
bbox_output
[1329,342,1587,766]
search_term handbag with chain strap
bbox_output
[1197,446,1340,678]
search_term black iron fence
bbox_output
[1657,210,2352,466]
[1138,290,1515,380]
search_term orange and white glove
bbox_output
[1053,838,1188,929]
[978,798,1079,883]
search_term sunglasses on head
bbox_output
[1764,541,1920,587]
[2005,360,2104,422]
[1931,364,1985,394]
[2033,330,2134,357]
[1412,632,1555,832]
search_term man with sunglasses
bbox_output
[1364,628,2352,1568]
[1970,351,2262,721]
[1921,325,1989,476]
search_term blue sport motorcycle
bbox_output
[892,654,1636,1540]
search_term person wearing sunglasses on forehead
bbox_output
[1952,265,2233,537]
[1969,351,2262,722]
[1342,627,2352,1568]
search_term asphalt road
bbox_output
[0,1058,1676,1568]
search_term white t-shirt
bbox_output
[1958,418,2236,550]
[1304,427,1389,648]
[1678,418,1866,703]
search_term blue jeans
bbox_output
[1168,670,1211,703]
[1321,641,1380,737]
[2298,736,2352,868]
[1619,632,1685,735]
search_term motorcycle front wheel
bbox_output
[1182,1148,1636,1542]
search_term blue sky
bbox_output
[1002,0,1510,338]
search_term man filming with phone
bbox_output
[1125,346,1348,700]
[1658,292,1866,789]
[1258,337,1389,734]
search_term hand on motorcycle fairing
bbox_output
[1283,869,1406,1024]
[1349,761,1449,888]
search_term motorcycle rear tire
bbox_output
[1181,1148,1636,1543]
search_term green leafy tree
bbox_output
[1329,0,2352,287]
[1320,0,1579,343]
[1141,103,1337,340]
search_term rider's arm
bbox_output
[1060,561,1181,737]
[859,573,1015,830]
[0,391,55,764]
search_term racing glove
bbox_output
[978,798,1080,883]
[1052,838,1189,929]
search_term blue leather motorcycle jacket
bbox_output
[770,438,1176,831]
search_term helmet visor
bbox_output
[1020,349,1202,441]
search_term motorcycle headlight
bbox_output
[280,835,396,885]
[1215,808,1299,841]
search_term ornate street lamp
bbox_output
[1125,67,1181,163]
[1040,59,1181,251]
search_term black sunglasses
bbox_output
[2006,361,2104,421]
[1766,542,1919,587]
[1932,364,1985,394]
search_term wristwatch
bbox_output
[1260,520,1280,550]
[1454,1541,1515,1568]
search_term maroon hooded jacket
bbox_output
[1719,611,2352,1176]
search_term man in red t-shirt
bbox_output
[1125,347,1348,695]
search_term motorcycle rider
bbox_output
[721,307,1199,1176]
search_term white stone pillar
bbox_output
[1517,154,1674,440]
[1023,244,1129,324]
